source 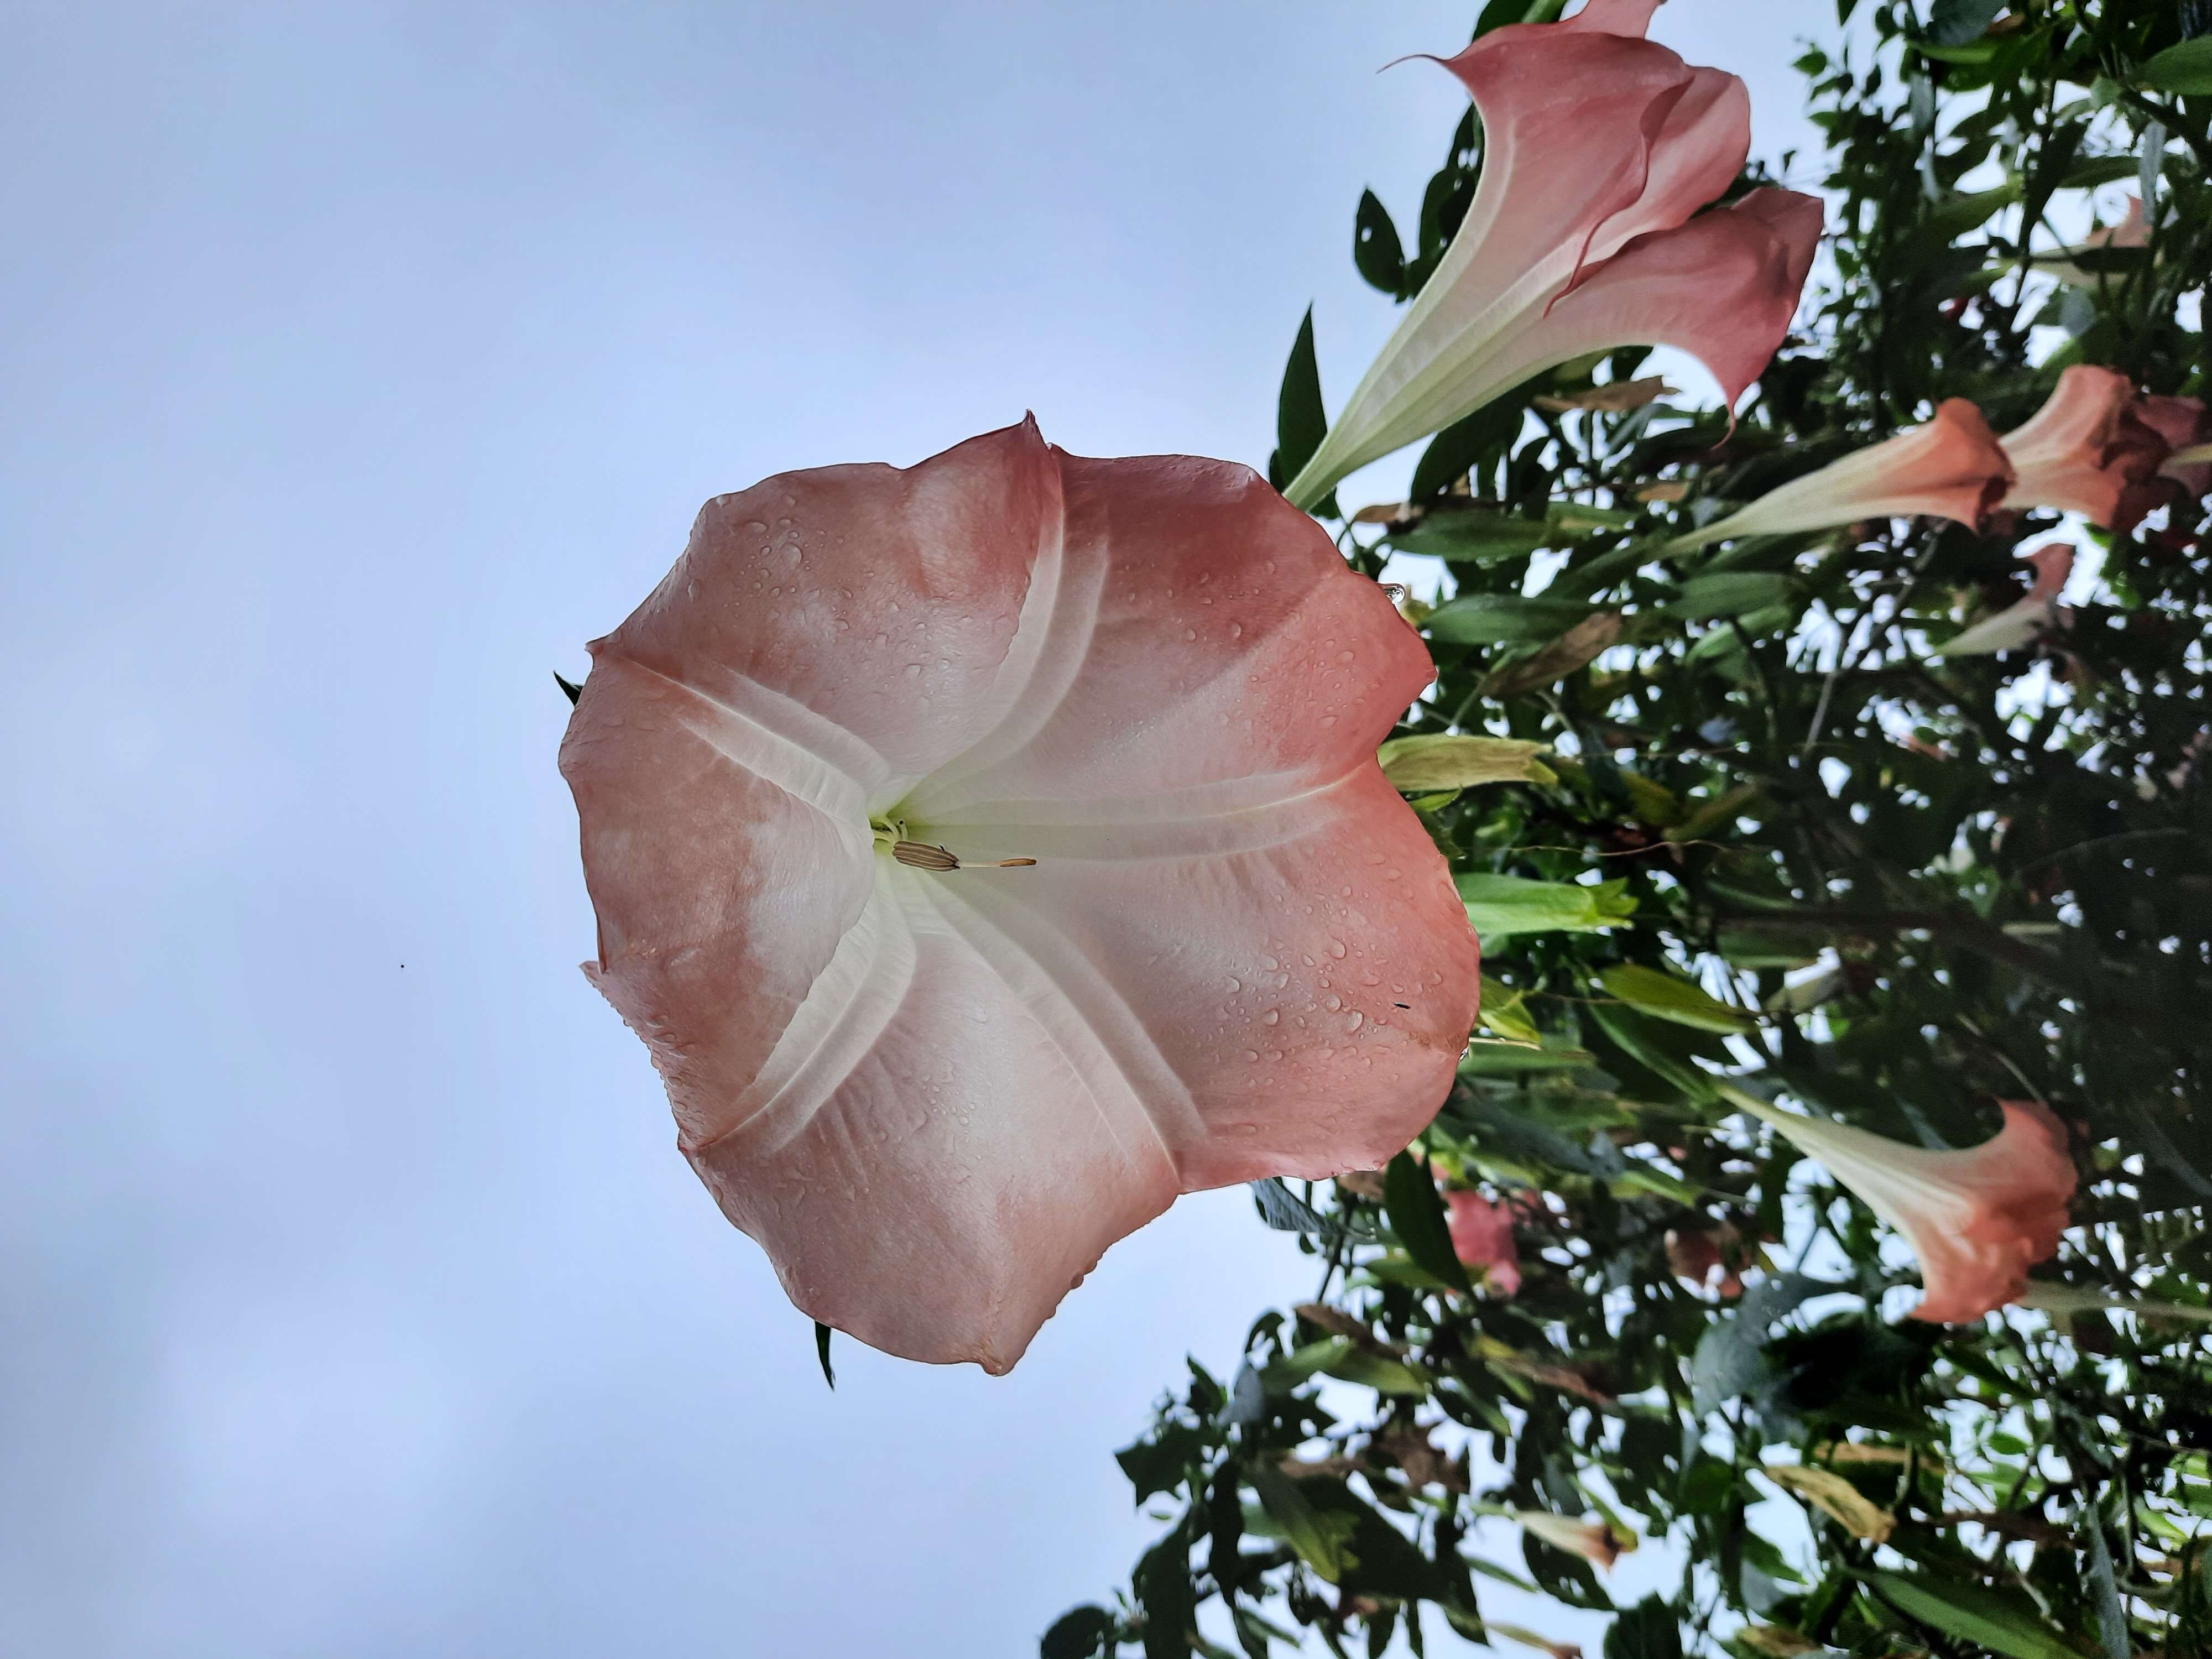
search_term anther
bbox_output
[890,840,1036,872]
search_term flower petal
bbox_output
[2001,365,2149,529]
[1517,186,1824,414]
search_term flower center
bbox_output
[869,813,1035,873]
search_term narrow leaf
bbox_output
[1384,1150,1474,1295]
[555,671,583,705]
[1270,307,1328,495]
[2141,37,2212,95]
[813,1321,836,1389]
[1861,1571,2083,1659]
[1598,964,1757,1035]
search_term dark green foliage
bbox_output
[1059,3,2212,1656]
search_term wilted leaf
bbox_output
[1764,1464,1896,1542]
[1379,734,1555,792]
[1536,377,1676,414]
[1735,1626,1823,1657]
[1482,612,1625,698]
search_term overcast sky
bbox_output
[1,4,1828,1653]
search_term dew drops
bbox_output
[1260,954,1279,972]
[1229,622,1243,639]
[1244,1050,1260,1062]
[1323,994,1342,1012]
[1225,977,1241,993]
[1320,714,1338,728]
[1344,1011,1364,1034]
[1262,1009,1280,1026]
[1328,939,1348,959]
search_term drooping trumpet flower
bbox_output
[1283,0,1821,510]
[1667,399,2013,551]
[1724,1088,2074,1323]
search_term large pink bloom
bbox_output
[1725,1091,2074,1323]
[560,420,1481,1371]
[1283,0,1822,509]
[2001,365,2177,533]
[1672,399,2015,550]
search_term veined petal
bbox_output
[1673,398,2013,550]
[1728,1090,2074,1323]
[562,423,1480,1370]
[1496,187,1824,418]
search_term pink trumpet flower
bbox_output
[2039,195,2150,289]
[1936,542,2074,658]
[2000,365,2177,533]
[2137,394,2211,501]
[1723,1089,2074,1323]
[1510,1511,1637,1570]
[1669,398,2014,550]
[1282,0,1822,510]
[1444,1189,1522,1295]
[560,419,1481,1372]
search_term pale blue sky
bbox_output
[1,4,1824,1652]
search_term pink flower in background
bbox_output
[1725,1090,2074,1323]
[1666,1222,1743,1297]
[1671,399,2014,550]
[560,420,1480,1371]
[1284,0,1822,509]
[1936,542,2074,658]
[2040,195,2150,289]
[1510,1511,1637,1570]
[2000,365,2176,533]
[2137,394,2211,501]
[1445,1189,1522,1295]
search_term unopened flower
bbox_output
[1666,1220,1742,1297]
[1284,0,1820,509]
[2000,365,2177,533]
[1724,1089,2074,1323]
[1668,399,2013,550]
[1510,1511,1637,1569]
[561,420,1481,1370]
[1935,542,2074,658]
[1445,1189,1522,1295]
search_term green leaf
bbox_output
[1323,1348,1430,1396]
[1921,181,2020,243]
[1269,307,1327,500]
[814,1321,836,1389]
[1458,873,1637,938]
[1135,1535,1198,1659]
[1389,508,1552,563]
[1861,1571,2084,1659]
[1260,1335,1357,1391]
[2140,37,2212,96]
[1384,1149,1474,1296]
[1928,0,2004,46]
[1249,1177,1331,1235]
[1042,1605,1118,1659]
[1605,1597,1684,1659]
[555,671,583,706]
[1670,571,1797,620]
[1353,189,1406,296]
[1409,397,1527,502]
[1426,596,1594,645]
[1599,964,1757,1035]
[1477,974,1541,1044]
[1459,1039,1598,1076]
[1250,1464,1360,1582]
[1379,735,1553,793]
